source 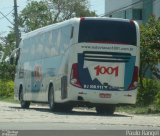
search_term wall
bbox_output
[143,0,153,22]
[105,0,133,16]
[105,0,143,21]
[153,0,160,19]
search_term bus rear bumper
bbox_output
[68,87,137,105]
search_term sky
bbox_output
[0,0,105,36]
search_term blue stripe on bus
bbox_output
[124,56,136,90]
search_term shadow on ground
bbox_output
[10,104,132,117]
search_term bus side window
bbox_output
[70,26,74,39]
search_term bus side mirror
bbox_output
[15,48,20,65]
[9,48,20,65]
[15,56,18,65]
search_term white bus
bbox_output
[14,17,140,114]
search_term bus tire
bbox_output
[19,88,30,109]
[48,86,56,111]
[96,105,115,115]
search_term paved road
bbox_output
[0,101,160,130]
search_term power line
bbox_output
[0,10,13,25]
[0,6,13,10]
[0,9,14,20]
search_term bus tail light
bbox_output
[130,20,135,25]
[70,63,82,88]
[80,17,85,21]
[128,66,138,90]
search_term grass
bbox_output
[0,96,19,103]
[116,105,160,114]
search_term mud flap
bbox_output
[61,76,67,99]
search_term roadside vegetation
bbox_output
[117,17,160,114]
[0,0,160,114]
[0,63,15,102]
[117,79,160,114]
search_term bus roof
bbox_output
[21,18,78,40]
[21,17,138,41]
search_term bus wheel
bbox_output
[96,105,115,115]
[19,89,30,109]
[48,86,56,111]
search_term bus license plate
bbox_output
[99,93,111,98]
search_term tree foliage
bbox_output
[140,16,160,87]
[19,0,96,32]
[48,0,96,22]
[138,17,160,108]
[19,1,52,32]
[0,31,16,62]
[0,63,15,81]
[0,63,15,97]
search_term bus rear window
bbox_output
[78,19,137,46]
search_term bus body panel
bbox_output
[14,19,79,102]
[68,87,137,104]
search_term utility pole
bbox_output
[14,0,20,48]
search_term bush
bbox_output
[0,63,15,81]
[0,63,15,98]
[137,79,159,106]
[155,92,160,107]
[0,80,14,97]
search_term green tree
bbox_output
[140,16,160,88]
[19,1,52,32]
[48,0,96,22]
[0,31,16,62]
[19,0,96,32]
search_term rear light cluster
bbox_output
[128,66,138,90]
[80,17,85,21]
[70,63,82,88]
[130,20,135,25]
